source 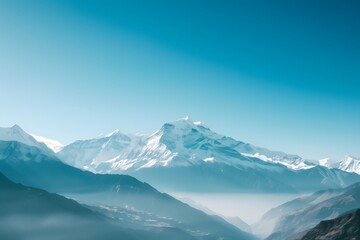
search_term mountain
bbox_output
[256,182,360,239]
[254,187,345,238]
[317,158,340,168]
[338,156,360,175]
[0,139,256,240]
[59,117,313,172]
[300,208,360,240]
[0,170,220,240]
[57,129,146,169]
[179,197,252,233]
[31,134,64,153]
[57,118,360,193]
[317,156,360,175]
[0,170,150,240]
[225,216,253,234]
[0,125,53,155]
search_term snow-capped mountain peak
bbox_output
[155,118,316,170]
[31,134,64,153]
[0,125,53,155]
[150,118,227,154]
[315,155,360,175]
[317,157,340,168]
[55,118,360,193]
[11,124,22,131]
[97,129,123,138]
[338,155,360,175]
[170,116,207,128]
[183,116,190,121]
[0,124,31,142]
[59,117,317,173]
[169,116,202,127]
[159,117,216,138]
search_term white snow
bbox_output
[31,134,64,153]
[203,157,214,162]
[241,152,315,170]
[0,125,36,146]
[317,158,340,168]
[101,129,121,138]
[0,125,53,154]
[242,153,272,162]
[316,156,360,175]
[2,121,357,176]
[338,156,360,175]
[57,117,317,173]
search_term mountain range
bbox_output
[1,168,260,240]
[1,119,360,193]
[57,117,313,172]
[1,119,360,239]
[0,138,255,240]
[0,171,148,240]
[56,118,360,192]
[254,182,360,239]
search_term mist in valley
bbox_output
[170,192,302,225]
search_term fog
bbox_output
[67,188,302,227]
[65,191,257,240]
[0,215,130,240]
[170,193,301,225]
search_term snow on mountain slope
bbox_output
[129,117,254,168]
[1,121,358,193]
[0,125,53,155]
[241,152,314,170]
[338,156,360,175]
[1,120,351,177]
[317,158,340,168]
[58,117,314,173]
[57,130,146,170]
[316,156,360,175]
[31,134,64,153]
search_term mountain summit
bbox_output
[0,125,54,155]
[317,155,360,175]
[1,120,359,193]
[57,118,360,193]
[58,117,312,172]
[31,134,64,153]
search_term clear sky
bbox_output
[0,0,359,160]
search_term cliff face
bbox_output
[301,209,360,240]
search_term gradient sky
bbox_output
[0,0,359,160]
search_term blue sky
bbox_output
[0,0,359,160]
